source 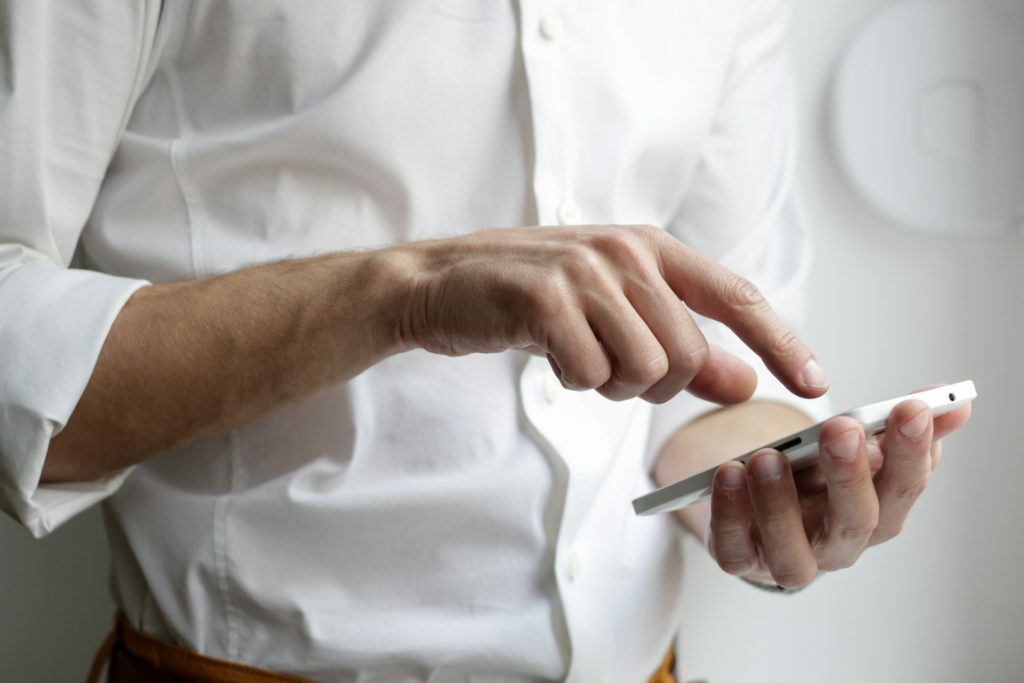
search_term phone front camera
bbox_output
[949,393,955,401]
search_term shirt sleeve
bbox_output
[647,0,831,465]
[0,1,162,537]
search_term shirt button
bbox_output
[539,16,565,41]
[542,376,561,404]
[566,552,582,582]
[556,201,581,225]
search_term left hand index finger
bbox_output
[652,232,829,400]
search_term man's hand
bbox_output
[703,395,972,589]
[396,225,829,405]
[47,224,826,484]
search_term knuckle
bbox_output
[716,557,756,576]
[772,565,817,590]
[566,245,607,281]
[590,229,632,254]
[768,328,802,360]
[574,364,612,391]
[592,229,650,269]
[541,265,569,288]
[818,553,859,572]
[757,509,793,532]
[830,472,869,496]
[629,224,664,248]
[660,339,708,392]
[872,521,904,544]
[531,273,571,315]
[834,519,877,544]
[640,386,673,405]
[631,224,660,237]
[617,353,669,390]
[596,381,634,403]
[892,476,930,503]
[637,353,670,387]
[709,517,748,536]
[676,336,710,373]
[724,275,765,309]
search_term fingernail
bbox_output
[826,430,860,461]
[749,451,782,481]
[801,359,829,390]
[719,464,745,490]
[899,409,930,439]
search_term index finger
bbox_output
[655,234,828,399]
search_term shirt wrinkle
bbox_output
[0,1,830,680]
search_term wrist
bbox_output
[301,247,418,372]
[379,238,458,356]
[359,243,435,357]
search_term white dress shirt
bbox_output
[0,1,829,681]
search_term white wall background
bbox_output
[0,512,113,680]
[678,1,1024,682]
[1,2,1021,682]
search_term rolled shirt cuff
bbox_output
[0,259,149,537]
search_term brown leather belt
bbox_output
[87,613,309,683]
[88,612,677,683]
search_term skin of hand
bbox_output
[656,393,972,589]
[45,224,827,483]
[397,225,828,404]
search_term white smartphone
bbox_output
[632,380,977,516]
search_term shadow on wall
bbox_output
[829,0,1024,236]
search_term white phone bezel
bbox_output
[632,380,977,517]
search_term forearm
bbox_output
[41,221,828,486]
[42,250,412,483]
[653,400,815,539]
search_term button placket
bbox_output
[539,16,565,41]
[566,550,582,582]
[518,0,573,228]
[556,201,581,225]
[518,3,598,679]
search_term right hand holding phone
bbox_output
[704,391,972,589]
